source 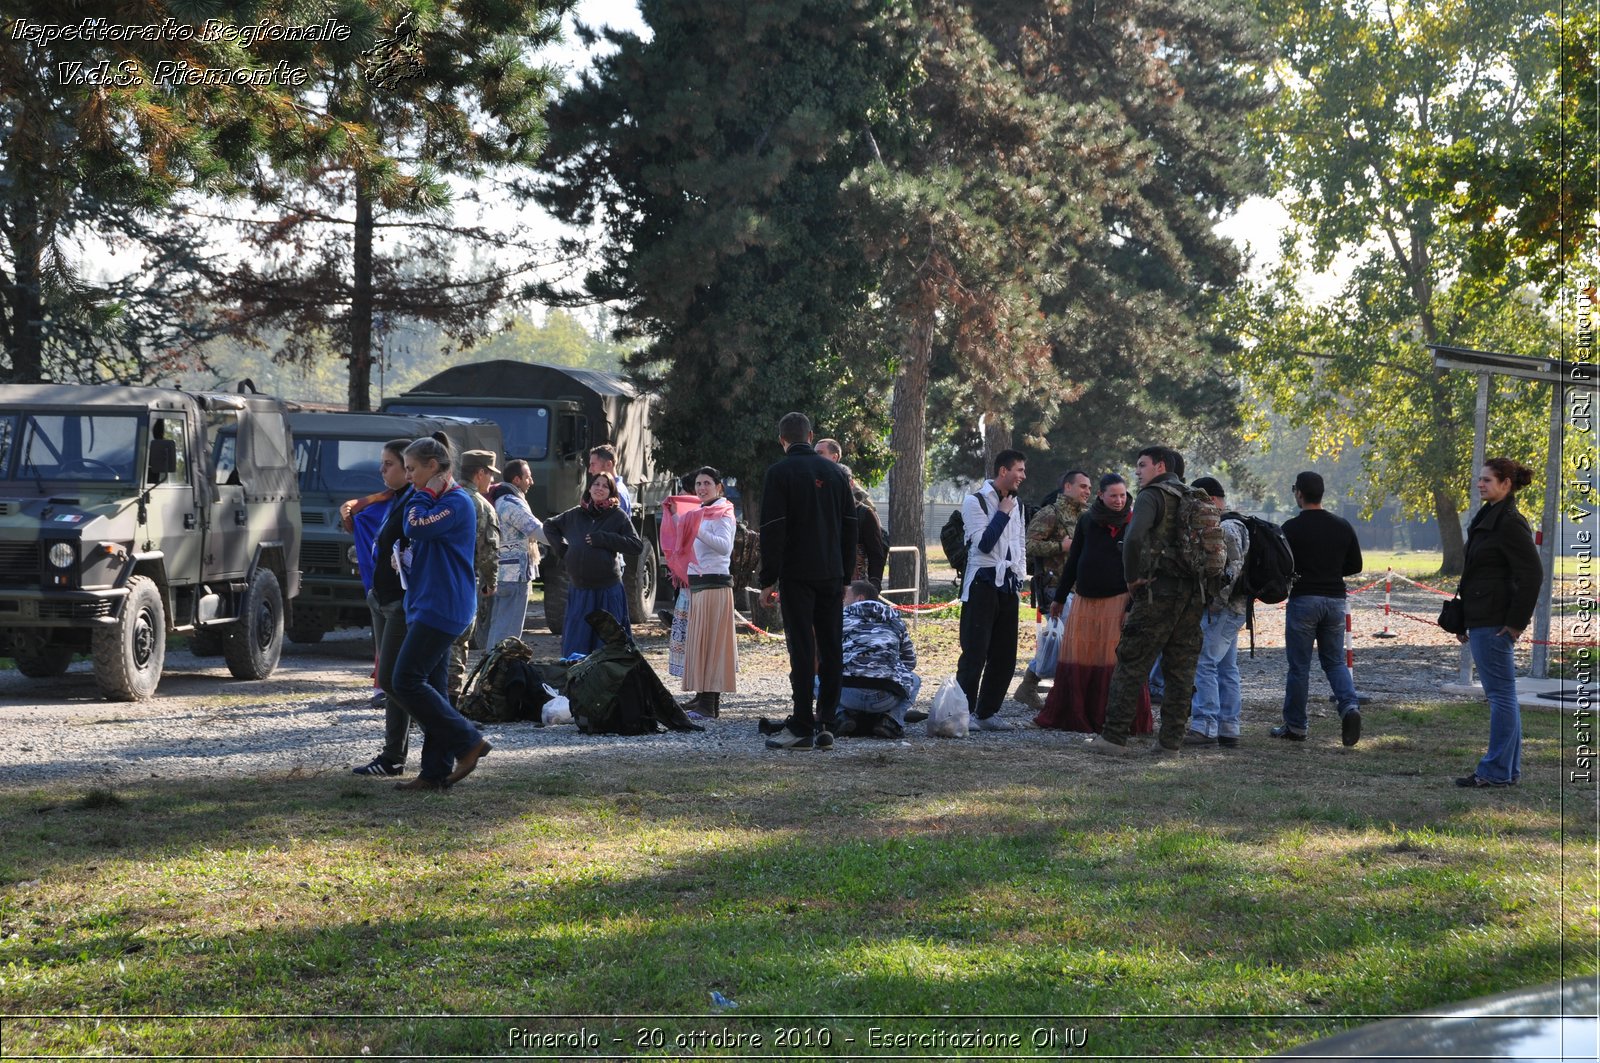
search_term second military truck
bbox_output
[381,360,675,634]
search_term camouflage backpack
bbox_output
[730,522,761,586]
[458,636,539,723]
[1145,482,1227,589]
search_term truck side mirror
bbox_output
[148,438,177,483]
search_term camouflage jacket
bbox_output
[1025,495,1088,582]
[841,598,917,690]
[466,487,501,590]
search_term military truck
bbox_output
[381,360,674,634]
[285,411,503,642]
[0,385,301,700]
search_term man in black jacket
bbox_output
[759,412,858,750]
[1273,470,1364,746]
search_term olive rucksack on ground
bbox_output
[1145,482,1227,588]
[565,610,702,735]
[938,493,988,582]
[459,636,547,723]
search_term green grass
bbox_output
[0,702,1594,1059]
[1359,550,1588,580]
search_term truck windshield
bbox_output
[383,403,549,461]
[7,413,141,482]
[294,437,388,495]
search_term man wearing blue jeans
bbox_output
[1186,477,1248,747]
[1275,471,1364,746]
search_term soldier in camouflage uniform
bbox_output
[832,580,920,739]
[1084,447,1204,756]
[1016,470,1092,708]
[450,450,501,703]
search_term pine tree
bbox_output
[534,0,918,504]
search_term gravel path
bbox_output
[0,578,1572,790]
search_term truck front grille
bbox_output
[0,542,40,585]
[300,541,345,574]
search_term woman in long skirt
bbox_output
[1035,474,1153,735]
[679,467,738,716]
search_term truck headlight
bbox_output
[48,543,76,568]
[346,545,359,565]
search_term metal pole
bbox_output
[1460,373,1490,685]
[1531,381,1562,678]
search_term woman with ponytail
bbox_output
[391,433,491,791]
[1454,456,1542,788]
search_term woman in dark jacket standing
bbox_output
[1034,474,1153,735]
[392,435,492,792]
[1454,457,1542,788]
[544,472,644,657]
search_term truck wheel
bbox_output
[187,628,225,656]
[15,642,75,677]
[224,568,284,680]
[285,606,328,645]
[624,538,658,626]
[543,563,568,637]
[92,575,166,701]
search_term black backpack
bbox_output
[938,493,988,581]
[1224,512,1295,605]
[1222,512,1296,656]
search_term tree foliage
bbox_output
[0,1,363,384]
[1236,0,1559,574]
[854,0,1273,590]
[199,0,573,410]
[535,0,916,504]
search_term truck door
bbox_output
[146,412,203,586]
[205,410,250,578]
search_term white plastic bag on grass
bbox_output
[927,675,970,738]
[541,692,573,726]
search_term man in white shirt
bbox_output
[956,449,1028,730]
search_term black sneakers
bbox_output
[765,726,835,750]
[1342,709,1363,747]
[1269,725,1306,742]
[1455,773,1515,788]
[352,756,403,777]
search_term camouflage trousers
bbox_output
[448,618,476,702]
[1102,583,1206,749]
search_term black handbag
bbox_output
[1437,597,1465,635]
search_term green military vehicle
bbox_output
[381,360,675,634]
[0,384,301,700]
[285,411,503,642]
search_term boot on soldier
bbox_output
[1013,669,1045,711]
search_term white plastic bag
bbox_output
[541,690,573,726]
[927,675,970,738]
[1030,615,1063,677]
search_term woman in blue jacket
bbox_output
[392,435,492,792]
[544,472,644,657]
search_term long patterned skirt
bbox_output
[667,588,690,678]
[1034,592,1152,735]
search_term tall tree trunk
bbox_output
[5,195,46,383]
[887,298,936,597]
[1434,490,1465,575]
[348,172,375,411]
[982,412,1011,481]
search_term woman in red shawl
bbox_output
[1034,474,1153,735]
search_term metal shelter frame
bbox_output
[1428,344,1597,680]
